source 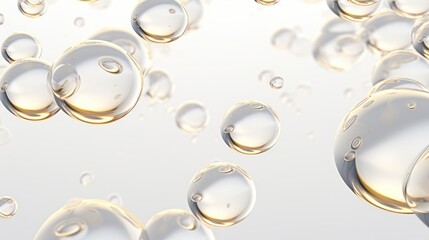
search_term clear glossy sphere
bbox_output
[326,0,382,22]
[175,101,209,134]
[187,162,256,227]
[387,0,429,19]
[49,41,143,124]
[221,100,280,155]
[140,209,215,240]
[146,69,173,102]
[34,199,143,240]
[131,0,189,43]
[1,33,42,63]
[0,59,59,121]
[17,0,48,18]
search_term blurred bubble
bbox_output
[255,0,279,5]
[146,69,173,102]
[49,41,143,124]
[270,76,284,89]
[74,17,85,27]
[140,209,214,240]
[1,33,42,63]
[188,162,256,227]
[0,59,59,121]
[0,126,11,146]
[334,81,429,213]
[89,28,151,74]
[372,50,429,87]
[17,0,48,17]
[80,172,94,187]
[221,100,280,155]
[34,199,143,240]
[258,70,274,83]
[360,12,413,56]
[0,14,4,25]
[386,0,429,19]
[326,0,382,22]
[131,0,188,43]
[370,78,428,95]
[108,193,123,207]
[0,196,17,218]
[412,15,429,60]
[179,0,204,29]
[271,28,297,50]
[175,101,209,134]
[90,0,111,9]
[344,88,354,98]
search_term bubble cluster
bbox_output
[141,209,215,240]
[0,59,59,121]
[34,199,143,240]
[175,101,209,134]
[49,41,143,124]
[131,0,189,43]
[187,162,256,227]
[1,33,42,63]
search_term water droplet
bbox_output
[270,77,284,89]
[108,193,123,206]
[255,0,279,5]
[175,101,209,134]
[326,0,382,22]
[0,197,17,218]
[1,33,42,63]
[146,70,173,102]
[131,0,189,43]
[74,17,85,27]
[387,0,429,19]
[17,0,48,17]
[271,28,297,50]
[142,209,214,240]
[34,200,142,240]
[221,101,280,155]
[408,101,416,109]
[80,172,94,187]
[50,41,143,124]
[1,59,59,121]
[351,136,362,149]
[344,151,356,161]
[188,162,256,227]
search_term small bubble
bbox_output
[1,82,8,92]
[408,101,416,109]
[218,165,234,173]
[224,125,234,133]
[107,193,123,206]
[0,197,17,218]
[258,70,274,83]
[17,0,48,18]
[270,77,284,89]
[1,33,42,63]
[271,28,297,50]
[351,137,362,149]
[192,172,204,183]
[177,213,197,230]
[54,220,87,238]
[98,58,122,74]
[344,88,354,99]
[344,151,356,161]
[175,101,209,134]
[74,17,85,27]
[0,14,4,25]
[191,193,202,202]
[169,8,176,14]
[343,115,357,132]
[80,172,94,187]
[51,64,81,99]
[250,103,264,109]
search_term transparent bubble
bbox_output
[1,33,42,63]
[17,0,48,18]
[360,12,414,56]
[175,101,209,134]
[344,88,354,98]
[80,171,94,187]
[179,0,204,29]
[270,77,284,89]
[0,126,11,146]
[107,193,123,207]
[372,50,429,88]
[255,0,279,5]
[326,0,382,22]
[131,0,189,43]
[221,100,280,155]
[34,199,143,240]
[387,0,429,19]
[187,162,256,227]
[146,69,173,102]
[74,17,85,27]
[0,14,4,25]
[140,209,214,240]
[370,78,428,95]
[89,28,151,74]
[0,196,17,218]
[0,59,59,121]
[49,41,143,124]
[258,70,274,83]
[271,28,297,50]
[347,0,379,6]
[334,82,429,213]
[412,15,429,60]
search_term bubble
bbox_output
[370,78,429,95]
[344,88,354,98]
[255,0,279,5]
[107,193,123,206]
[74,17,85,27]
[179,0,205,29]
[0,59,59,121]
[347,0,379,5]
[271,28,297,50]
[175,101,209,134]
[146,69,173,102]
[187,162,256,227]
[1,33,42,63]
[0,14,4,25]
[258,70,274,83]
[334,81,429,213]
[89,28,151,73]
[0,126,11,146]
[412,15,429,60]
[372,50,429,87]
[17,0,48,18]
[34,199,143,240]
[131,0,189,43]
[140,209,214,240]
[270,77,284,89]
[0,197,17,218]
[386,0,429,19]
[80,171,94,187]
[360,12,414,56]
[326,0,382,22]
[49,41,143,124]
[221,100,280,155]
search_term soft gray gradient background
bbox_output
[0,0,428,239]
